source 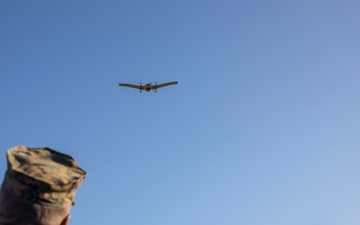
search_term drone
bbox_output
[119,81,178,93]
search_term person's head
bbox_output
[0,146,86,225]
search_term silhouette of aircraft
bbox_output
[119,81,178,93]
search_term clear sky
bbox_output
[1,1,360,224]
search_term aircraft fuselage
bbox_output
[143,83,153,92]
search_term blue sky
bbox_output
[1,1,360,224]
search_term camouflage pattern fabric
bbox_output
[1,146,86,206]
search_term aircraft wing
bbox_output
[156,81,178,89]
[119,83,142,89]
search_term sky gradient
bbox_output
[1,1,360,224]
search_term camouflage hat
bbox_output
[1,146,86,206]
